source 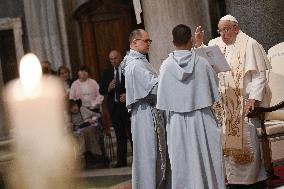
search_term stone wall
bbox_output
[0,0,29,52]
[225,0,284,51]
[0,0,24,18]
[141,0,213,70]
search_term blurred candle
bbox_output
[3,53,77,189]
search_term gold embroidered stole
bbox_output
[214,32,254,164]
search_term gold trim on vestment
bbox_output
[223,148,254,165]
[213,31,254,164]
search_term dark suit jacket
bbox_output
[99,66,127,115]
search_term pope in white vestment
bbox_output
[195,15,271,188]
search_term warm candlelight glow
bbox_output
[19,53,42,89]
[4,53,78,189]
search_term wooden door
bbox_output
[74,0,134,82]
[93,17,131,79]
[0,29,19,84]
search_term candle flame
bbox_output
[19,53,42,89]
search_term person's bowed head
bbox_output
[68,99,100,131]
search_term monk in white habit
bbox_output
[157,24,225,189]
[195,15,271,189]
[124,29,169,189]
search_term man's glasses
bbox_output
[217,26,235,34]
[135,38,153,44]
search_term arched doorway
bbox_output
[74,0,141,81]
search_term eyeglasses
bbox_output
[135,38,153,44]
[217,26,235,34]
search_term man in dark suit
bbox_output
[99,50,132,168]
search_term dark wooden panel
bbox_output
[76,0,134,82]
[81,16,100,80]
[93,15,131,79]
[0,29,19,84]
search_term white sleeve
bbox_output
[248,71,266,101]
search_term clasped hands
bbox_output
[108,79,126,103]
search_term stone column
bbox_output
[0,100,8,139]
[141,0,213,70]
[13,19,24,64]
[0,58,12,189]
[0,58,8,139]
[225,0,284,51]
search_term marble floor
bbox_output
[79,165,132,189]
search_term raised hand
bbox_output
[194,26,204,48]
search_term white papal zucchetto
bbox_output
[220,14,238,23]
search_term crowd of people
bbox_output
[41,57,130,169]
[42,14,271,189]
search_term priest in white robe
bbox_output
[195,15,271,189]
[124,29,169,189]
[157,24,225,189]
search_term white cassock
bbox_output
[124,49,168,189]
[208,30,271,185]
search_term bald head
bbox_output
[109,50,122,68]
[129,29,144,43]
[129,29,151,54]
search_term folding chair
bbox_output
[104,132,115,162]
[101,102,115,162]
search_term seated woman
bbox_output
[57,65,73,95]
[69,65,104,111]
[68,99,109,169]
